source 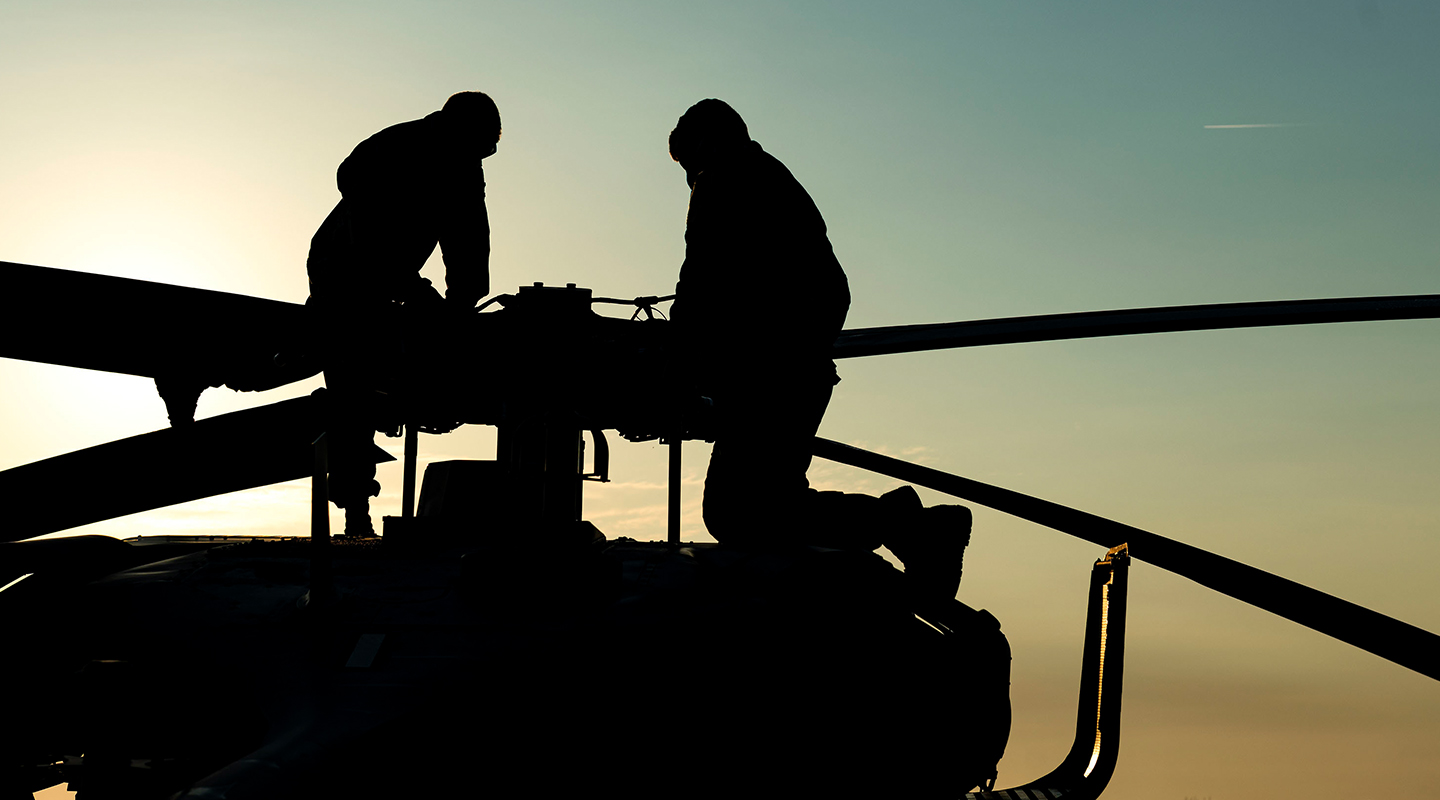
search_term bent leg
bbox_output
[702,379,886,551]
[315,297,384,535]
[700,376,970,598]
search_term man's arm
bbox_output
[672,174,731,331]
[437,165,490,310]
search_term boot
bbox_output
[880,486,971,601]
[344,503,376,538]
[333,479,380,538]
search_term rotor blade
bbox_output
[832,294,1440,358]
[811,436,1440,681]
[0,260,318,391]
[0,394,393,542]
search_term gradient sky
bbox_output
[5,2,1439,798]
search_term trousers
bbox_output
[701,374,889,552]
[309,295,390,510]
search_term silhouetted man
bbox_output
[307,91,501,535]
[668,99,968,599]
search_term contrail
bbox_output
[1203,123,1311,129]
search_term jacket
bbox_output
[672,140,850,389]
[307,111,489,307]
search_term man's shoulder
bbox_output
[338,114,450,193]
[352,115,437,156]
[746,141,781,165]
[696,142,790,192]
[734,142,807,193]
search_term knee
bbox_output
[701,491,744,543]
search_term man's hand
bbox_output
[402,279,445,308]
[444,292,482,318]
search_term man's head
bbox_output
[441,91,502,156]
[669,99,749,184]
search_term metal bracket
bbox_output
[582,429,610,483]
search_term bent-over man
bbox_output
[307,91,500,535]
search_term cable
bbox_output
[473,294,512,313]
[591,294,675,321]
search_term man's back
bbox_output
[307,111,490,306]
[673,140,850,383]
[337,116,480,203]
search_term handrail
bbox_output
[402,424,419,519]
[965,545,1131,800]
[305,433,334,608]
[666,435,682,544]
[811,437,1440,681]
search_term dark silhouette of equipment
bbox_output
[4,261,319,426]
[2,258,1439,798]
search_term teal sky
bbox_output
[4,2,1438,798]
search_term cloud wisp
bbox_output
[1203,123,1313,129]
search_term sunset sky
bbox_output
[4,2,1438,797]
